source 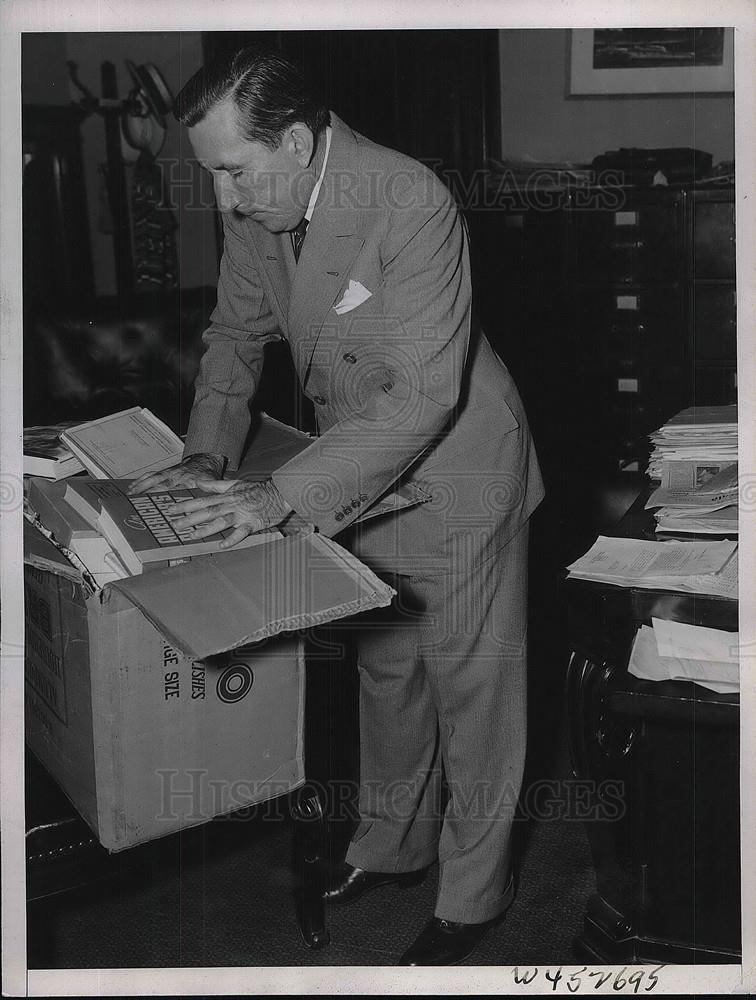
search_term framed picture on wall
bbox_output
[569,27,734,95]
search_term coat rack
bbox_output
[67,59,174,301]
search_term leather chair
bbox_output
[23,288,215,433]
[23,285,307,434]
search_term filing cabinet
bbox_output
[571,195,684,286]
[692,198,736,278]
[689,192,737,404]
[468,185,736,484]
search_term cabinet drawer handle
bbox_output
[610,323,646,335]
[609,238,647,251]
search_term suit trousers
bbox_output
[344,521,529,923]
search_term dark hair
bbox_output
[174,47,330,149]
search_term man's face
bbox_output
[188,97,315,232]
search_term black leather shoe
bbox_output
[322,862,426,905]
[399,914,503,965]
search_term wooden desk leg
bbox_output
[565,651,639,962]
[292,786,330,949]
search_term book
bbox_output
[65,478,137,528]
[24,424,85,479]
[96,485,280,574]
[60,407,184,480]
[28,478,100,547]
[237,412,313,480]
[67,535,133,583]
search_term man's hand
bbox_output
[128,453,226,495]
[167,479,294,548]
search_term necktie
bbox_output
[291,217,309,263]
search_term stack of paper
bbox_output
[566,535,738,598]
[646,462,739,535]
[647,405,737,480]
[628,618,739,694]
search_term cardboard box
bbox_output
[24,517,394,851]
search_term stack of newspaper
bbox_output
[645,405,738,535]
[647,405,737,480]
[628,618,739,694]
[645,461,739,535]
[566,535,738,599]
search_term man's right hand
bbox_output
[127,453,227,495]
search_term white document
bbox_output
[628,625,739,694]
[681,549,739,599]
[656,502,738,519]
[652,617,739,663]
[566,536,737,582]
[655,505,738,536]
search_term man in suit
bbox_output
[133,48,544,965]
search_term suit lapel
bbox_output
[287,223,364,359]
[246,223,291,333]
[287,117,367,368]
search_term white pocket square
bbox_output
[333,279,372,315]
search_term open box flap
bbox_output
[107,533,395,660]
[235,412,312,479]
[23,518,84,584]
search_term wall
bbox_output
[22,32,218,294]
[21,33,70,105]
[498,29,735,165]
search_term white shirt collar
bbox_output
[304,125,332,222]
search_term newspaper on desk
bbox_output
[646,461,738,510]
[646,461,739,535]
[565,535,738,598]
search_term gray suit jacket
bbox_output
[184,114,544,575]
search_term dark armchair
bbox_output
[23,285,308,434]
[23,287,215,433]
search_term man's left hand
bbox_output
[168,479,293,548]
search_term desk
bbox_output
[564,489,740,964]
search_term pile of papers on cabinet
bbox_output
[646,405,738,535]
[647,405,737,478]
[645,461,739,535]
